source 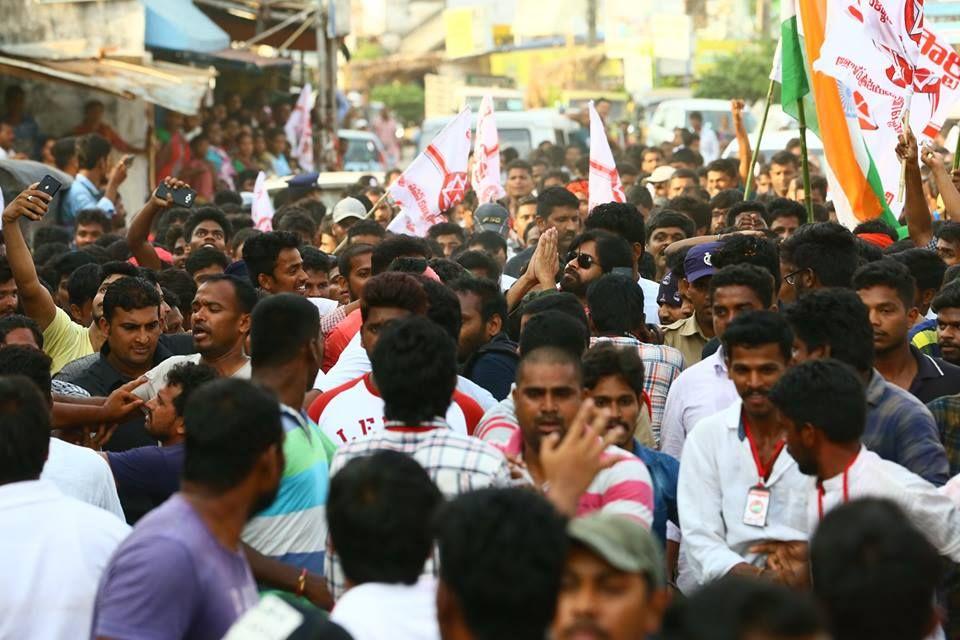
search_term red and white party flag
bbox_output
[587,100,625,213]
[251,171,274,232]
[387,107,472,236]
[472,95,505,204]
[285,84,315,172]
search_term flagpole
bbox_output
[796,97,814,222]
[330,192,391,254]
[744,78,776,200]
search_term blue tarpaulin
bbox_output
[142,0,230,54]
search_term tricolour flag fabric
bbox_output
[284,84,316,172]
[587,100,625,213]
[778,0,901,232]
[472,95,505,205]
[251,171,275,232]
[387,107,472,237]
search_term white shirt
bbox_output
[677,400,813,594]
[637,277,662,327]
[660,348,738,459]
[331,577,440,640]
[698,125,720,163]
[942,474,960,506]
[134,353,251,401]
[500,273,517,293]
[311,373,472,445]
[813,446,960,562]
[42,437,124,520]
[0,480,130,639]
[314,333,497,411]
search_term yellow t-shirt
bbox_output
[43,307,94,374]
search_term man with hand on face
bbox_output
[677,311,811,594]
[503,186,581,278]
[552,514,670,640]
[243,230,309,296]
[559,231,634,306]
[510,346,655,525]
[102,362,218,509]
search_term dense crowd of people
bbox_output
[2,89,960,640]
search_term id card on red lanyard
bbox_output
[741,413,785,528]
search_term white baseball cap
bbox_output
[643,166,676,185]
[332,197,367,224]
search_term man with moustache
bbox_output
[677,311,811,594]
[559,231,634,306]
[504,187,582,279]
[132,275,257,403]
[551,514,670,640]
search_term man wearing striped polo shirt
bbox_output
[245,293,338,608]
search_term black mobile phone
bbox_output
[37,175,62,199]
[155,183,197,208]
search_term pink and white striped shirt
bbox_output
[491,425,654,529]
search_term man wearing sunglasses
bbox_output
[559,231,634,306]
[778,222,858,304]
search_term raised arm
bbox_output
[1,185,58,329]
[732,100,751,186]
[127,177,186,271]
[896,126,933,248]
[920,146,960,223]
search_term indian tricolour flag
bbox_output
[775,0,903,233]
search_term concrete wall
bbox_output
[0,77,151,215]
[0,0,144,59]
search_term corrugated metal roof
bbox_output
[0,55,215,115]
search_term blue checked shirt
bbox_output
[864,371,949,486]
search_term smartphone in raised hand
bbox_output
[37,175,62,199]
[155,183,197,208]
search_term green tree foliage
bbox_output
[693,44,778,103]
[370,83,425,125]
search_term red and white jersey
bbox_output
[308,373,484,445]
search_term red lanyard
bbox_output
[743,414,785,486]
[816,452,858,520]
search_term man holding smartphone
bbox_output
[62,133,129,226]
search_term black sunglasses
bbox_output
[565,251,595,269]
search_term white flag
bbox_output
[587,101,625,213]
[472,95,505,205]
[387,107,472,237]
[284,84,315,172]
[814,0,929,215]
[251,171,275,232]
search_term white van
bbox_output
[418,109,581,159]
[647,98,757,146]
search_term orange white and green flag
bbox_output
[776,0,903,232]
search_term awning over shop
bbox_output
[0,55,215,116]
[142,0,230,54]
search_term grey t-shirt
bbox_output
[91,494,259,640]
